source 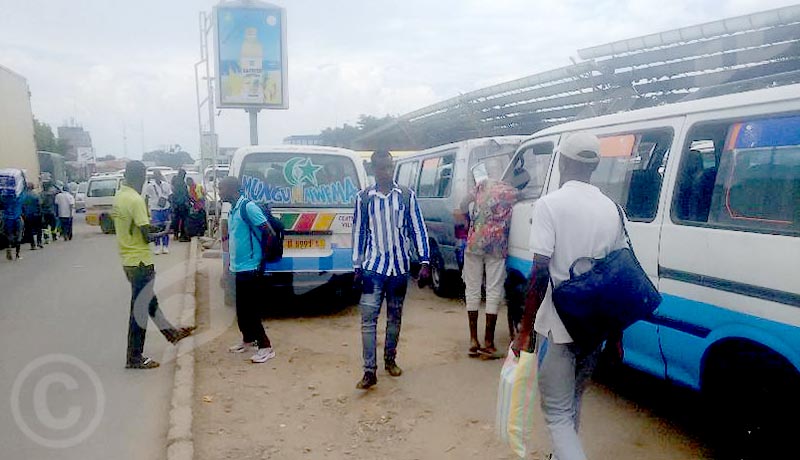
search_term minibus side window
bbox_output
[417,154,455,198]
[590,129,672,222]
[675,116,800,235]
[505,142,553,199]
[395,161,419,191]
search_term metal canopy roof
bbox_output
[355,4,800,150]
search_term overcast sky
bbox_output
[1,0,797,159]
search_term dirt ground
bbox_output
[193,258,713,460]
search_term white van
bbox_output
[505,84,800,449]
[393,136,525,296]
[85,174,123,233]
[223,145,368,298]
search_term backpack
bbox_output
[356,185,414,260]
[239,199,285,273]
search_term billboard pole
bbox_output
[248,109,259,145]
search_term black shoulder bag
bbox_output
[551,204,662,349]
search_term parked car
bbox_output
[393,136,525,296]
[74,181,87,212]
[85,174,123,233]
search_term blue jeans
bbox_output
[359,271,409,373]
[150,209,171,247]
[536,333,600,460]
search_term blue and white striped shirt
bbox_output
[352,184,430,276]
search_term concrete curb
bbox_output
[166,239,198,460]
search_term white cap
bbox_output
[558,132,601,164]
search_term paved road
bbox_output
[0,218,190,459]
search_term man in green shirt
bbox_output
[113,161,194,369]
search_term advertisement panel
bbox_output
[214,1,287,109]
[76,147,95,164]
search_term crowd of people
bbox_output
[109,134,629,459]
[142,168,207,254]
[1,179,76,261]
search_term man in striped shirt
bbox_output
[352,150,431,390]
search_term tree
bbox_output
[143,148,194,169]
[318,114,397,149]
[33,118,65,154]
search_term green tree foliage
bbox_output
[319,114,404,149]
[142,146,194,169]
[33,118,65,154]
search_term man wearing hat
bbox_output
[512,132,626,460]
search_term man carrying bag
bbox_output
[512,132,660,460]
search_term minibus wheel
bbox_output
[702,342,799,459]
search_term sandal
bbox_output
[477,347,504,360]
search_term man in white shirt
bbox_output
[143,170,173,254]
[512,132,625,460]
[55,187,75,241]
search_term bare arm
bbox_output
[512,253,551,355]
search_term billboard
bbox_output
[214,1,287,109]
[76,147,95,164]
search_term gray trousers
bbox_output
[536,332,600,460]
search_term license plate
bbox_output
[284,238,326,250]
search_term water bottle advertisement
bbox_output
[214,1,287,109]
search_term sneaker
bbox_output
[356,371,378,390]
[228,341,256,353]
[161,246,169,255]
[126,356,160,369]
[385,360,403,377]
[251,347,276,363]
[153,245,161,255]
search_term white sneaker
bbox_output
[228,341,256,353]
[251,347,276,363]
[153,244,161,255]
[161,246,169,254]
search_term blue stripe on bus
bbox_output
[261,247,354,272]
[626,293,800,390]
[507,255,533,277]
[507,254,800,391]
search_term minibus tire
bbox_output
[703,343,799,459]
[430,252,452,298]
[431,251,463,299]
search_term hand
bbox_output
[417,263,431,288]
[353,268,363,289]
[511,330,531,358]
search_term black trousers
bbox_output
[59,217,73,240]
[235,270,269,348]
[24,215,42,247]
[123,263,176,364]
[173,204,189,240]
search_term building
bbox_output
[57,124,94,163]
